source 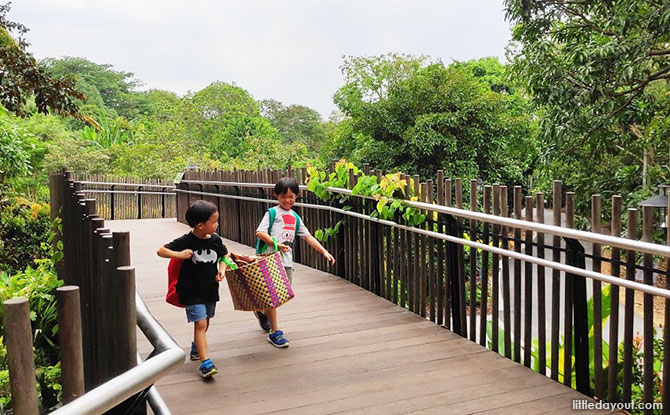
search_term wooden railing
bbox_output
[77,174,176,220]
[10,170,184,415]
[176,167,670,412]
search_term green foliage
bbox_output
[328,54,538,185]
[506,0,670,215]
[0,214,63,412]
[0,114,32,189]
[42,136,111,175]
[261,99,327,152]
[0,7,83,118]
[306,160,427,243]
[188,82,260,150]
[0,198,53,275]
[43,56,143,120]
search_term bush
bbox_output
[0,231,63,413]
[0,198,52,275]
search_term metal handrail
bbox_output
[51,293,184,415]
[81,190,175,196]
[177,180,670,258]
[174,188,670,299]
[79,181,176,190]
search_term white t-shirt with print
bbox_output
[256,207,310,268]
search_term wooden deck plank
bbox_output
[107,218,607,415]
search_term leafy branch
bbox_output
[306,159,428,241]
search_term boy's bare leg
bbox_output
[193,319,209,361]
[265,308,279,332]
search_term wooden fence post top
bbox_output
[3,297,28,306]
[57,286,80,293]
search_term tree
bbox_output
[187,82,260,151]
[43,56,146,120]
[260,99,327,152]
[0,3,83,118]
[505,0,670,210]
[0,113,31,187]
[329,54,537,184]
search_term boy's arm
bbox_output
[157,246,193,260]
[255,231,290,253]
[216,255,228,281]
[255,231,274,246]
[303,235,335,265]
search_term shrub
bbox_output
[0,198,52,275]
[0,216,63,413]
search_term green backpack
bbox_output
[255,207,301,255]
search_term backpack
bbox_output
[255,207,300,255]
[166,258,185,308]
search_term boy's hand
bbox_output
[277,243,291,253]
[178,249,193,260]
[322,250,335,265]
[216,270,225,282]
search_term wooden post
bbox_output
[563,192,575,387]
[115,266,138,373]
[642,205,654,408]
[436,171,445,326]
[57,286,85,404]
[419,182,427,318]
[403,174,412,311]
[3,298,39,415]
[622,208,637,403]
[479,185,491,347]
[455,178,466,336]
[535,192,546,375]
[413,175,420,315]
[427,179,435,323]
[523,195,533,368]
[591,194,604,398]
[513,186,523,363]
[137,186,143,219]
[501,185,511,358]
[550,180,562,380]
[444,178,452,329]
[491,184,500,353]
[469,179,478,341]
[110,184,115,220]
[608,195,622,401]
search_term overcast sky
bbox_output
[11,1,512,118]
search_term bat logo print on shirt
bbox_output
[192,249,217,264]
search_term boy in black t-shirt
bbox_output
[158,200,249,378]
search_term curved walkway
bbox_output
[108,218,605,415]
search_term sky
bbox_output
[10,0,513,119]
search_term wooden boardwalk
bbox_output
[108,219,605,415]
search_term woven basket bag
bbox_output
[225,252,295,311]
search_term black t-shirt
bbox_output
[164,232,228,305]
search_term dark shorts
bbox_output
[185,303,216,323]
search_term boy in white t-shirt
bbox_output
[255,177,335,347]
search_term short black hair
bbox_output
[274,177,299,196]
[185,200,217,227]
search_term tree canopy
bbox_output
[0,4,83,118]
[505,0,670,208]
[327,54,538,184]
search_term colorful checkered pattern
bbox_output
[225,252,295,311]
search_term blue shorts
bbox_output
[185,303,216,323]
